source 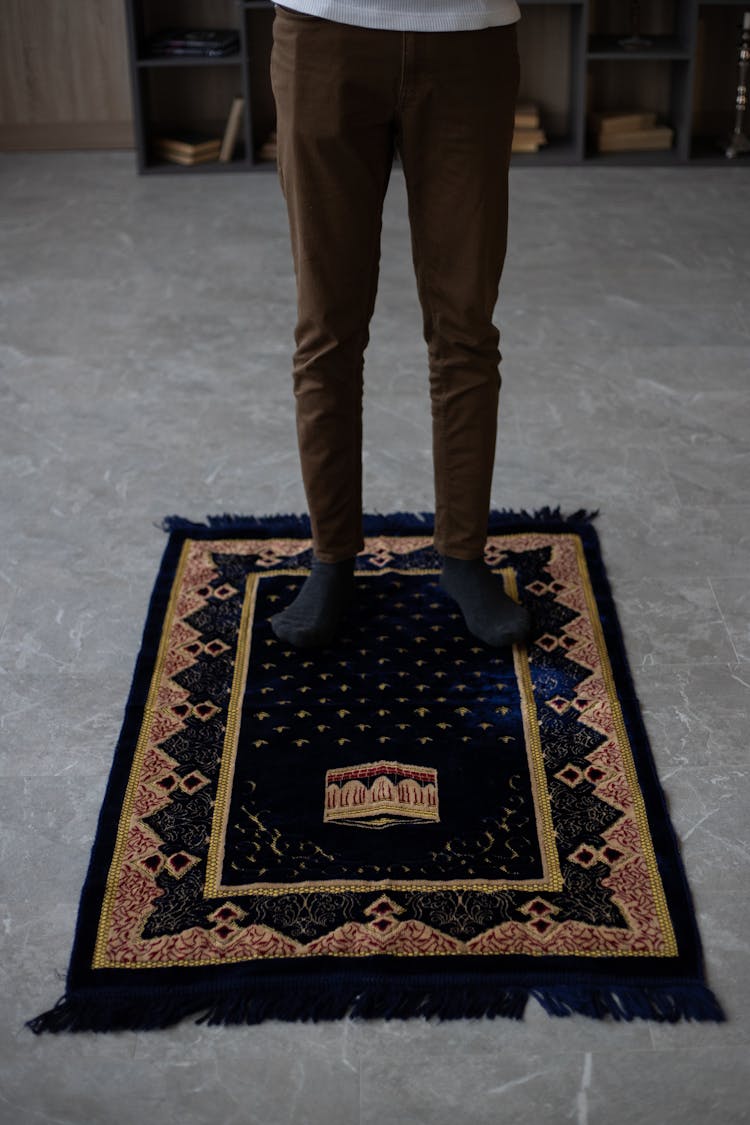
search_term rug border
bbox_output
[27,510,726,1031]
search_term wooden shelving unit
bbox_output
[124,0,268,173]
[124,0,750,173]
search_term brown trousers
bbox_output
[270,5,521,562]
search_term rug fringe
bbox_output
[159,508,599,537]
[159,512,314,535]
[487,505,599,528]
[25,992,213,1034]
[530,983,726,1023]
[27,980,723,1033]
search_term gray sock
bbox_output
[270,556,356,648]
[439,555,530,647]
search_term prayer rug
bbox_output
[29,510,724,1032]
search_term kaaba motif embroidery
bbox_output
[324,761,439,828]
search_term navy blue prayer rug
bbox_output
[29,510,724,1032]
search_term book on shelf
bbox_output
[515,103,541,130]
[219,96,244,162]
[258,129,277,161]
[154,148,222,166]
[597,126,674,153]
[146,28,240,58]
[512,128,547,153]
[153,130,222,164]
[512,103,547,152]
[589,111,658,135]
[589,110,672,152]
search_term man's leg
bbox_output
[269,9,399,646]
[396,22,529,646]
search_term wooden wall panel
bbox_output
[0,0,134,149]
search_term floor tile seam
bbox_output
[649,759,750,771]
[652,444,688,511]
[661,436,750,459]
[690,503,750,514]
[644,1036,747,1054]
[648,1036,750,1051]
[705,576,743,663]
[628,662,740,673]
[355,1036,659,1054]
[0,769,119,782]
[643,763,748,775]
[356,1040,750,1064]
[639,657,749,676]
[595,571,734,587]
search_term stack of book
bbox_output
[153,132,222,165]
[513,104,547,153]
[146,28,240,58]
[257,129,277,162]
[589,111,674,153]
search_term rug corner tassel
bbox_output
[26,995,78,1035]
[487,506,600,529]
[530,984,725,1023]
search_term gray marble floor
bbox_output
[1,151,748,1125]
